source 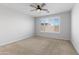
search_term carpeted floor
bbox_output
[0,36,77,55]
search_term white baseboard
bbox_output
[0,34,34,46]
[36,34,69,40]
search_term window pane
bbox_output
[40,19,45,32]
[50,18,60,32]
[40,17,60,33]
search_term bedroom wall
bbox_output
[35,11,71,40]
[71,4,79,54]
[0,5,34,45]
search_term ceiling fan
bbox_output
[30,3,49,13]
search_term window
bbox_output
[40,17,60,33]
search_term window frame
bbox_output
[39,16,61,33]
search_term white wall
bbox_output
[0,5,34,45]
[71,4,79,54]
[35,11,71,40]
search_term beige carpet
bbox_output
[0,36,77,55]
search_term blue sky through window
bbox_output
[40,17,60,26]
[50,18,60,26]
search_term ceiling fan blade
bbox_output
[42,9,49,13]
[30,4,37,8]
[41,3,46,7]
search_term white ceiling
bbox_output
[1,3,75,17]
